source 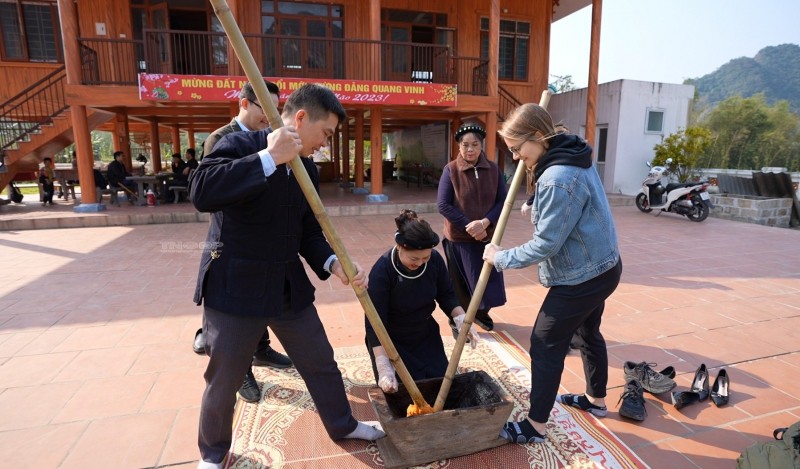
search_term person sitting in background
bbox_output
[166,153,189,203]
[39,157,57,206]
[366,209,480,393]
[106,151,138,200]
[185,148,199,172]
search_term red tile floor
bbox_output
[1,182,799,468]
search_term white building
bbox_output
[548,79,695,195]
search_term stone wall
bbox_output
[710,195,793,228]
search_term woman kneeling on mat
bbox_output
[483,104,622,443]
[365,209,481,393]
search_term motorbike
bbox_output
[635,158,713,222]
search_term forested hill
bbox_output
[686,43,800,112]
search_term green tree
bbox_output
[549,74,576,93]
[700,94,800,171]
[652,126,712,182]
[759,100,800,171]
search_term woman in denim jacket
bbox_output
[483,103,622,444]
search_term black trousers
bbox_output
[41,181,54,203]
[527,259,622,423]
[198,303,358,464]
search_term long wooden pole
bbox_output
[208,0,433,413]
[434,90,552,412]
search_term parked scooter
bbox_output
[635,158,713,222]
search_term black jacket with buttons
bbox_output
[190,128,333,317]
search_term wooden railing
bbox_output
[498,84,522,121]
[77,30,490,96]
[78,37,145,85]
[0,66,67,151]
[451,56,489,96]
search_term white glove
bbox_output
[452,313,480,350]
[521,201,532,216]
[374,349,398,393]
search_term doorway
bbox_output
[168,10,210,75]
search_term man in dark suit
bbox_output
[191,84,384,468]
[192,81,292,405]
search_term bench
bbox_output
[97,187,126,207]
[54,180,77,201]
[169,184,189,204]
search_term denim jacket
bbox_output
[493,163,619,286]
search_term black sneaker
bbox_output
[558,393,608,417]
[473,312,494,331]
[623,361,676,394]
[252,345,293,369]
[238,370,260,403]
[617,379,647,421]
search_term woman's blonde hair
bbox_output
[499,103,569,194]
[499,103,567,142]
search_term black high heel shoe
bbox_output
[690,364,710,401]
[671,390,702,410]
[710,369,729,407]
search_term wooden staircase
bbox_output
[0,66,113,195]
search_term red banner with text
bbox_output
[138,74,457,107]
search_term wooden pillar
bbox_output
[451,117,461,161]
[56,0,80,85]
[171,126,181,155]
[332,127,340,180]
[370,106,383,194]
[354,111,364,188]
[484,112,498,163]
[57,0,97,207]
[585,0,602,148]
[369,0,381,81]
[150,120,162,174]
[188,129,196,150]
[114,112,132,171]
[71,105,96,204]
[341,119,351,183]
[488,0,499,98]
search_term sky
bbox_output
[549,0,800,88]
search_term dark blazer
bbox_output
[191,129,333,317]
[203,118,241,156]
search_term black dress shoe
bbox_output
[710,369,729,407]
[473,311,494,331]
[671,390,703,410]
[690,363,710,401]
[193,328,205,355]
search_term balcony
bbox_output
[77,30,488,96]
